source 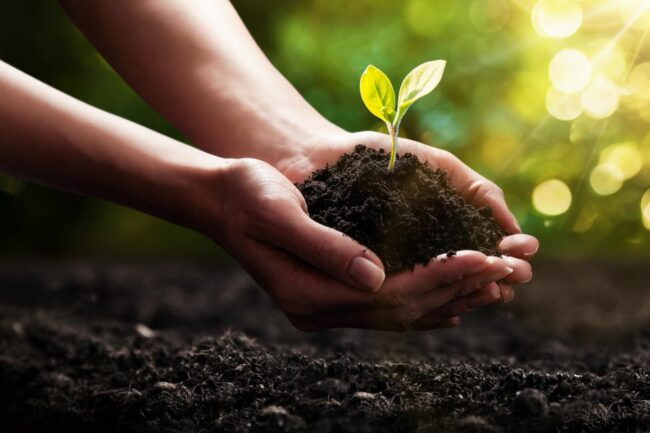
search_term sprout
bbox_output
[360,60,446,171]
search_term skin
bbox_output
[0,0,538,332]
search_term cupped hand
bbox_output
[198,157,519,331]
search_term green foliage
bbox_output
[359,65,396,125]
[360,61,446,171]
[396,60,446,125]
[2,0,650,257]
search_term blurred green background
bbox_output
[1,0,650,259]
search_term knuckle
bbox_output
[253,193,288,221]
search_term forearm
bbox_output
[0,61,225,230]
[59,0,340,170]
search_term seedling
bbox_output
[360,60,446,171]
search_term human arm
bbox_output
[59,0,536,303]
[0,61,511,330]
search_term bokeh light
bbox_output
[581,76,620,119]
[405,0,458,37]
[3,0,650,257]
[532,0,583,38]
[532,179,572,216]
[628,62,650,102]
[590,163,624,195]
[588,40,627,84]
[549,49,592,93]
[641,190,650,229]
[600,142,643,179]
[545,86,583,120]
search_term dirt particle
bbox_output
[512,388,549,417]
[352,391,376,400]
[261,405,289,416]
[153,381,177,391]
[135,323,156,338]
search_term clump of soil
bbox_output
[297,145,507,273]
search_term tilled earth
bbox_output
[1,259,649,432]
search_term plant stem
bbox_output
[387,125,397,172]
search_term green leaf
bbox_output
[359,65,396,125]
[395,60,446,125]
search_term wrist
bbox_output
[192,101,344,169]
[169,151,234,237]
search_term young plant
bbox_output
[360,60,446,171]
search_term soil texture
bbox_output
[297,145,506,273]
[1,260,650,433]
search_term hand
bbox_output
[280,130,538,321]
[48,0,529,329]
[195,157,518,331]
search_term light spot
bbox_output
[581,76,620,119]
[641,189,650,229]
[532,0,582,38]
[628,63,650,101]
[532,179,572,216]
[589,163,624,195]
[588,40,627,83]
[549,49,592,93]
[600,142,643,179]
[405,0,458,37]
[545,86,583,120]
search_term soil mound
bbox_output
[297,145,506,273]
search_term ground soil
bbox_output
[297,145,506,273]
[1,259,650,433]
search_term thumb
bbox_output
[260,206,386,292]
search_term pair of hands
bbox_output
[199,131,537,332]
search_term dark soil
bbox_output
[297,145,507,273]
[1,260,650,433]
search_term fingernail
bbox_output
[348,256,385,292]
[479,266,514,286]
